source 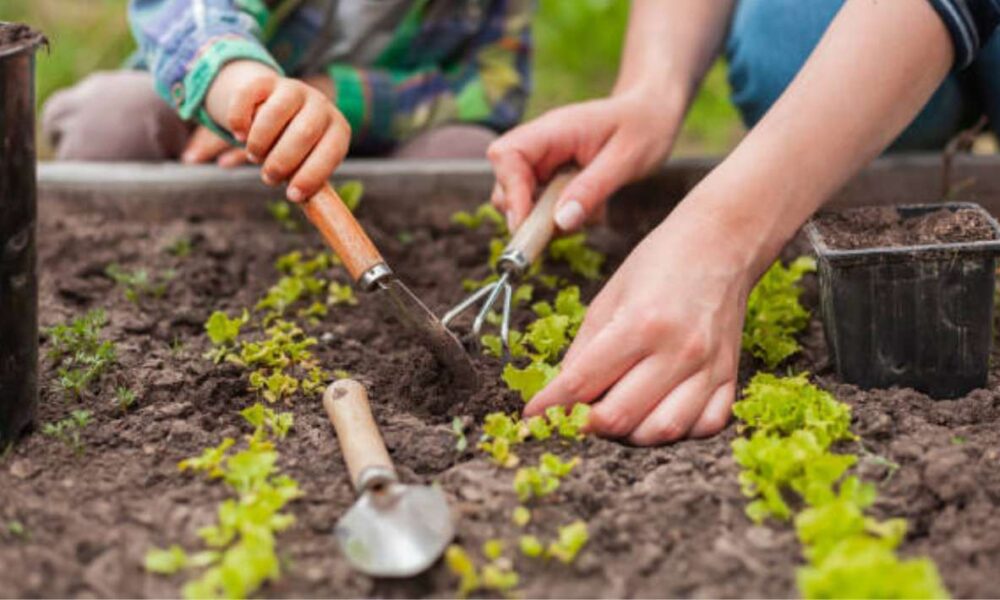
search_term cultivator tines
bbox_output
[443,169,577,352]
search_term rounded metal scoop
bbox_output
[323,380,454,578]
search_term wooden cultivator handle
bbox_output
[506,169,578,265]
[323,379,396,491]
[301,183,384,282]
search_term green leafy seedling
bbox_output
[547,520,589,564]
[115,386,137,411]
[166,237,193,258]
[42,410,92,456]
[46,309,117,398]
[267,200,299,231]
[336,180,364,212]
[452,417,469,453]
[742,256,815,369]
[105,263,176,303]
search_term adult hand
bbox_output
[487,89,683,232]
[181,126,249,167]
[523,202,753,445]
[205,60,351,203]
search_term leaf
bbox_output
[336,180,364,212]
[512,506,531,527]
[548,233,604,280]
[445,545,479,598]
[452,417,468,453]
[742,257,815,369]
[547,520,589,564]
[526,416,552,440]
[145,545,189,574]
[519,535,544,557]
[502,361,559,402]
[482,539,504,561]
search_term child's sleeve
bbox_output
[327,0,532,151]
[128,0,283,132]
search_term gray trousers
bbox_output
[41,70,498,161]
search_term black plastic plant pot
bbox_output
[0,23,45,446]
[805,203,1000,399]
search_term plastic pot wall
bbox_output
[0,24,45,446]
[806,203,1000,399]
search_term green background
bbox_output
[3,0,743,156]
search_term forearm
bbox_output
[677,0,954,279]
[613,0,734,107]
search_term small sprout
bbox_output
[445,545,479,598]
[451,203,506,233]
[951,435,967,445]
[46,310,117,398]
[105,263,175,303]
[452,417,468,453]
[145,545,189,574]
[333,369,351,380]
[513,453,578,502]
[512,506,531,527]
[115,386,137,411]
[336,180,364,212]
[267,200,299,231]
[548,233,604,280]
[166,237,193,258]
[241,403,294,440]
[519,535,544,558]
[482,539,505,561]
[6,520,26,539]
[741,257,815,369]
[545,404,591,440]
[169,336,185,357]
[526,416,551,440]
[42,410,92,455]
[547,520,589,564]
[481,563,519,594]
[248,369,299,403]
[327,282,358,306]
[397,231,415,244]
[502,361,558,402]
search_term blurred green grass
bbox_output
[4,0,741,156]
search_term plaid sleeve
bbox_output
[328,0,532,150]
[927,0,1000,68]
[128,0,282,132]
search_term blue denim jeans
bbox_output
[725,0,1000,151]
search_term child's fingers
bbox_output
[227,75,277,140]
[216,148,249,168]
[261,99,330,186]
[245,84,306,162]
[182,126,229,164]
[286,120,350,202]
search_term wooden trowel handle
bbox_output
[506,168,578,265]
[323,379,395,490]
[301,183,384,282]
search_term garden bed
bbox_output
[2,163,1000,598]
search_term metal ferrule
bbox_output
[357,262,393,292]
[497,248,529,276]
[355,465,398,493]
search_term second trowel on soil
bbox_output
[300,183,478,389]
[323,379,454,577]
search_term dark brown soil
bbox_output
[1,196,998,598]
[0,23,45,52]
[813,206,997,250]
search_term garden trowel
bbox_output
[301,183,477,389]
[323,379,454,577]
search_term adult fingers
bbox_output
[487,147,536,231]
[182,127,229,164]
[553,133,638,232]
[245,84,306,163]
[586,355,698,439]
[688,381,736,438]
[626,370,715,446]
[524,316,644,417]
[287,121,350,202]
[261,100,330,186]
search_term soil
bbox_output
[1,195,999,598]
[0,23,45,53]
[813,206,997,250]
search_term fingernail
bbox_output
[554,200,584,231]
[234,131,246,142]
[287,186,303,202]
[247,152,259,164]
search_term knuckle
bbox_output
[557,370,588,402]
[634,306,670,337]
[678,334,709,364]
[264,157,293,181]
[590,406,631,438]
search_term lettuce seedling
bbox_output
[445,545,480,598]
[166,237,193,258]
[451,203,507,234]
[42,410,92,456]
[337,180,364,212]
[545,404,591,440]
[513,453,578,502]
[512,506,531,527]
[502,361,559,402]
[241,403,293,440]
[742,256,815,369]
[547,520,589,564]
[548,233,604,280]
[519,535,544,557]
[267,200,299,231]
[734,372,854,448]
[145,545,189,574]
[452,417,469,453]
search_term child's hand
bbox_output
[181,126,249,167]
[205,60,351,203]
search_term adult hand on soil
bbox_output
[181,126,249,167]
[487,90,681,232]
[524,206,752,445]
[205,60,351,203]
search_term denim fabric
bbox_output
[725,0,1000,151]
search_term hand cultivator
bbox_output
[443,170,577,352]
